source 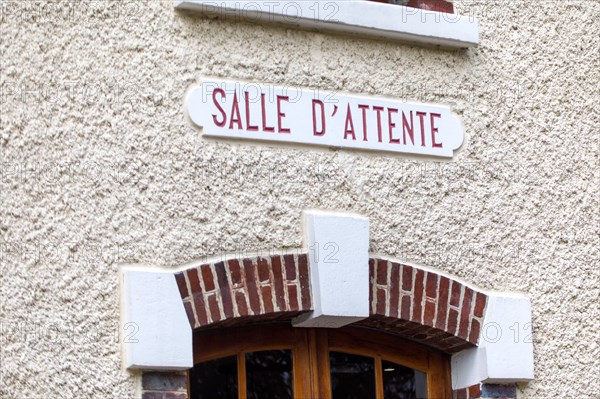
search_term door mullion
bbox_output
[293,329,312,399]
[315,329,332,399]
[304,329,318,399]
[238,351,246,399]
[375,355,384,399]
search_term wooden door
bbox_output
[189,323,451,399]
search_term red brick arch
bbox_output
[174,254,487,353]
[361,258,487,353]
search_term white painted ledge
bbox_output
[293,210,370,328]
[120,267,193,370]
[174,0,479,48]
[451,294,535,388]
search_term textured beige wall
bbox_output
[1,0,598,398]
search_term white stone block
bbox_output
[451,294,535,388]
[293,210,370,328]
[120,268,193,370]
[482,295,535,383]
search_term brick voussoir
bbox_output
[368,258,489,352]
[174,272,189,299]
[270,255,286,311]
[176,255,489,352]
[171,254,313,330]
[298,254,311,310]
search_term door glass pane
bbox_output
[189,355,238,399]
[382,360,428,399]
[246,349,293,399]
[330,352,376,399]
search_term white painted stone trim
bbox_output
[293,210,370,328]
[174,0,479,48]
[451,293,535,388]
[118,213,534,386]
[120,267,193,370]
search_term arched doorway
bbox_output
[122,211,534,399]
[189,323,451,398]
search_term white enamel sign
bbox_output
[185,78,464,158]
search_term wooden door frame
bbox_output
[191,323,451,399]
[192,324,312,399]
[321,327,451,399]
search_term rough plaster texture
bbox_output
[0,1,598,398]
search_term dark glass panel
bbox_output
[189,355,238,399]
[246,349,293,399]
[382,359,428,399]
[330,352,376,399]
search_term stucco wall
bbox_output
[1,1,598,398]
